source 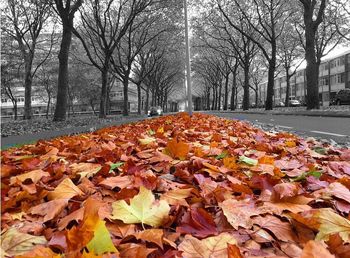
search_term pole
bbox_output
[184,0,193,116]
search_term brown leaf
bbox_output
[252,215,296,242]
[227,243,243,258]
[178,233,237,258]
[132,229,164,249]
[47,178,84,200]
[99,176,133,190]
[9,169,50,185]
[166,139,189,159]
[160,188,192,206]
[177,207,218,238]
[29,199,68,222]
[300,240,335,258]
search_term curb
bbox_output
[1,115,148,150]
[211,111,350,118]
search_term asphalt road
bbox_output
[209,112,350,146]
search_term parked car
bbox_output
[276,101,285,107]
[289,99,301,107]
[148,106,163,117]
[332,89,350,105]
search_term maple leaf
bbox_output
[160,188,192,206]
[111,186,170,227]
[220,199,268,229]
[227,243,244,258]
[252,215,296,242]
[131,229,164,249]
[300,240,335,258]
[166,138,190,159]
[178,233,237,258]
[9,169,50,185]
[47,178,84,200]
[139,136,156,145]
[14,246,60,258]
[99,175,133,190]
[86,219,118,255]
[1,227,47,257]
[238,155,258,166]
[314,208,350,243]
[273,182,301,199]
[177,207,218,238]
[70,163,101,181]
[325,182,350,203]
[29,199,68,222]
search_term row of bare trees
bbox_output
[192,0,350,111]
[1,0,184,121]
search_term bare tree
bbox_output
[217,0,292,110]
[3,0,52,119]
[296,0,327,109]
[52,0,83,121]
[72,0,153,118]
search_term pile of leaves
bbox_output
[1,113,350,258]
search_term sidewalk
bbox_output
[1,115,147,149]
[219,106,350,118]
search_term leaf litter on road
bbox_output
[1,113,350,257]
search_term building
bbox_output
[259,49,350,106]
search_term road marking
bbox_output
[278,125,293,129]
[310,130,347,137]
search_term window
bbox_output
[330,75,337,84]
[340,57,345,66]
[1,98,7,103]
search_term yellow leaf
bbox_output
[111,186,170,227]
[314,208,350,243]
[48,178,84,200]
[166,139,189,159]
[10,170,50,185]
[178,233,237,258]
[285,141,296,147]
[86,220,118,255]
[139,136,156,145]
[1,228,47,257]
[70,163,101,181]
[160,188,192,207]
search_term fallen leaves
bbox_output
[1,228,47,257]
[178,233,237,258]
[47,178,84,200]
[1,113,350,257]
[111,186,170,227]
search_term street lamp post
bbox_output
[184,0,193,116]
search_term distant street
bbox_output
[209,112,350,145]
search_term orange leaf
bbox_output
[227,243,243,258]
[166,139,189,159]
[30,199,68,222]
[48,178,84,200]
[132,229,164,249]
[300,240,335,258]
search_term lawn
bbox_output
[1,113,349,257]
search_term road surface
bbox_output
[209,112,350,146]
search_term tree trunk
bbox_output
[122,73,129,116]
[218,82,222,110]
[243,65,250,111]
[13,100,18,120]
[230,66,237,111]
[255,87,258,108]
[99,68,108,118]
[304,22,320,109]
[265,52,276,110]
[145,87,150,114]
[223,74,229,110]
[53,24,72,121]
[285,69,291,107]
[46,96,51,119]
[211,87,215,110]
[207,89,210,110]
[137,83,142,115]
[23,57,33,120]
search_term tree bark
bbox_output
[243,64,250,111]
[304,25,320,109]
[122,73,130,116]
[23,56,34,119]
[99,68,108,118]
[137,83,142,115]
[145,87,150,114]
[230,66,237,111]
[46,96,51,119]
[223,74,229,110]
[53,24,72,121]
[285,69,291,107]
[265,44,276,110]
